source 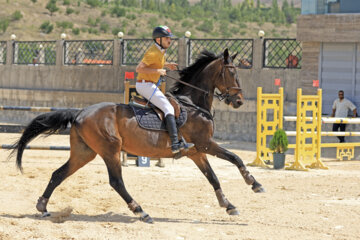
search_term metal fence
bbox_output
[0,41,6,64]
[13,41,56,65]
[188,39,254,68]
[263,39,302,69]
[121,39,178,65]
[64,40,114,65]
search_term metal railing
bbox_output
[121,39,178,65]
[64,40,114,65]
[0,41,6,64]
[263,39,302,69]
[13,41,56,65]
[188,39,254,68]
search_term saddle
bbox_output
[129,93,187,131]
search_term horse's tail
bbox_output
[10,109,80,172]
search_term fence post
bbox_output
[113,38,120,66]
[253,38,263,70]
[6,40,13,65]
[56,40,64,66]
[178,37,188,69]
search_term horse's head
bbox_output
[215,49,243,108]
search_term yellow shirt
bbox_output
[137,44,165,83]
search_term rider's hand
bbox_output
[165,62,178,71]
[157,69,167,76]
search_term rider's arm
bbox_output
[136,62,166,75]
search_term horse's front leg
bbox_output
[188,153,239,215]
[203,140,265,193]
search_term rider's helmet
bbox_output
[152,26,175,39]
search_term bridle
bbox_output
[165,60,242,103]
[214,63,242,102]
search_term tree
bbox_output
[46,0,59,16]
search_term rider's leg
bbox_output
[136,82,194,153]
[165,114,194,153]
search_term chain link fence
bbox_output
[121,39,178,65]
[0,41,6,64]
[64,40,114,65]
[13,41,56,65]
[188,39,254,68]
[263,39,302,69]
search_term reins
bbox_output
[165,74,209,95]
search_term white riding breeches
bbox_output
[136,81,174,117]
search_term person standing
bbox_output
[331,90,357,142]
[135,25,194,154]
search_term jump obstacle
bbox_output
[249,87,360,171]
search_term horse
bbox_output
[10,48,264,224]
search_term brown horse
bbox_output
[11,49,264,224]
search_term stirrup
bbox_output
[171,138,194,154]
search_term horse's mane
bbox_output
[170,50,218,95]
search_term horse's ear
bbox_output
[223,48,229,60]
[223,48,230,64]
[231,52,238,61]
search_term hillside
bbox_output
[0,0,299,41]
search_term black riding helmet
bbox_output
[152,26,175,39]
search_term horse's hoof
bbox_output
[140,214,154,224]
[252,185,265,193]
[41,211,51,217]
[36,196,49,212]
[226,208,239,215]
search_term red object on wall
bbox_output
[125,72,135,80]
[313,80,319,87]
[274,78,281,86]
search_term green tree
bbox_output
[46,0,59,16]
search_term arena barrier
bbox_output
[0,145,70,150]
[250,87,360,171]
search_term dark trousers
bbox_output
[332,123,346,142]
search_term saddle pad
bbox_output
[130,105,187,131]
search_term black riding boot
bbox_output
[165,114,194,154]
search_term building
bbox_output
[298,0,360,114]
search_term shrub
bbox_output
[126,14,136,20]
[66,7,74,15]
[40,21,54,34]
[0,19,9,33]
[111,6,126,17]
[196,19,214,32]
[100,22,109,33]
[269,129,288,153]
[72,27,80,35]
[63,0,70,5]
[112,27,123,36]
[128,28,136,36]
[56,21,73,29]
[11,10,23,21]
[86,0,101,8]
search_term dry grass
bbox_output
[0,0,297,41]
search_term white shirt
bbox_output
[332,98,356,118]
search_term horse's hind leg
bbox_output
[101,152,154,223]
[189,153,239,215]
[36,128,97,216]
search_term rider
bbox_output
[135,25,194,154]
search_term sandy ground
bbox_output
[1,133,360,240]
